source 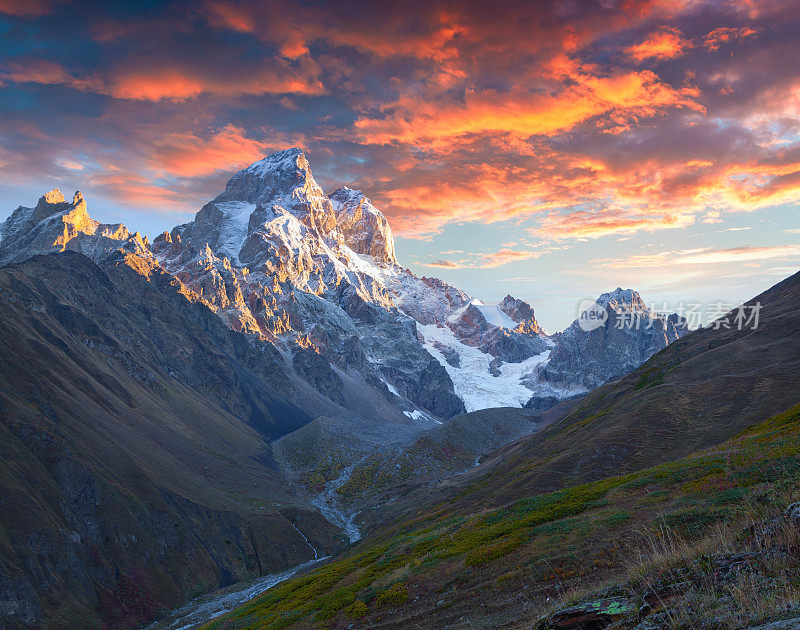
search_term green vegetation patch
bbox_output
[708,487,747,505]
[602,510,632,528]
[209,401,800,630]
[657,507,728,535]
[465,530,528,566]
[375,582,409,606]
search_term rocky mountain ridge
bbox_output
[0,188,149,266]
[0,148,689,419]
[541,287,690,389]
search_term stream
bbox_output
[143,553,328,630]
[143,463,362,628]
[309,460,363,543]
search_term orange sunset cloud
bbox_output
[0,0,797,251]
[354,70,702,147]
[626,27,692,62]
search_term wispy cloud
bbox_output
[423,249,540,269]
[703,27,757,51]
[595,245,800,269]
[626,27,691,62]
[0,0,65,17]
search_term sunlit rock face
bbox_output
[0,150,690,418]
[444,298,550,364]
[498,294,544,336]
[0,188,147,266]
[213,148,337,236]
[329,187,397,264]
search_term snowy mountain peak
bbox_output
[245,147,305,176]
[173,151,398,271]
[241,148,320,196]
[329,186,360,202]
[31,188,74,221]
[6,187,91,240]
[597,287,646,311]
[213,148,325,209]
[541,286,689,389]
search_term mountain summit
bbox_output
[2,150,688,418]
[188,148,397,266]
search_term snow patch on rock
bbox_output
[212,201,256,264]
[419,322,568,412]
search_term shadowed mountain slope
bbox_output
[0,252,344,630]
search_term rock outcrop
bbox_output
[329,186,396,263]
[498,294,544,335]
[540,288,689,389]
[0,188,147,266]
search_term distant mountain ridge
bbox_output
[0,148,689,418]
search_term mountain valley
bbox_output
[0,150,794,630]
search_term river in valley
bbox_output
[143,465,362,628]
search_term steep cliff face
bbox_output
[540,288,689,389]
[498,294,544,335]
[328,186,396,263]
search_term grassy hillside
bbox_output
[208,400,800,629]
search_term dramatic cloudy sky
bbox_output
[1,0,798,329]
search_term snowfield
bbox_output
[212,201,255,264]
[331,252,576,411]
[419,322,571,412]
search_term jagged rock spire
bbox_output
[0,188,136,265]
[329,186,396,264]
